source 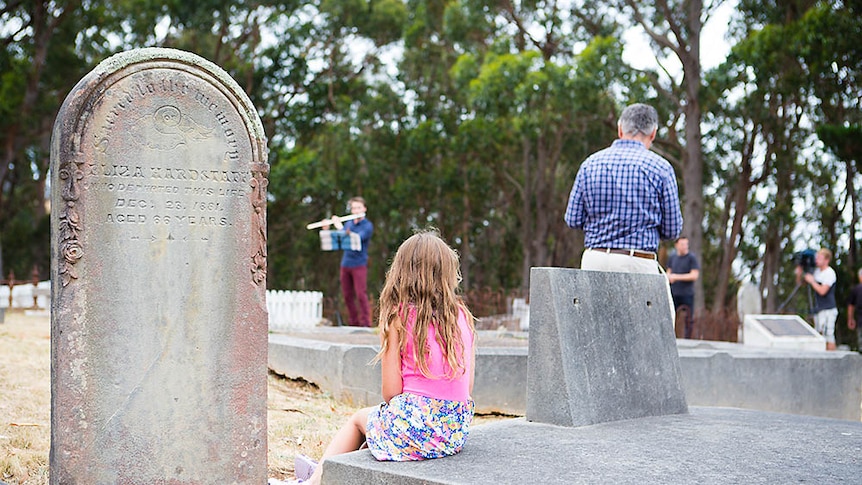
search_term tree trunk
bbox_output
[624,0,706,310]
[712,154,753,312]
[846,159,858,272]
[520,138,533,293]
[680,0,706,312]
[763,153,795,314]
[460,157,473,289]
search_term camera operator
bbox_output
[795,248,838,350]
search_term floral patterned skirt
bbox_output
[365,392,474,461]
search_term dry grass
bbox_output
[0,310,510,484]
[266,374,360,481]
[0,310,51,485]
[0,310,358,484]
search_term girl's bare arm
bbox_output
[381,323,403,403]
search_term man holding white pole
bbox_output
[335,197,374,327]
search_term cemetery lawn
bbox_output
[0,310,509,483]
[0,309,357,483]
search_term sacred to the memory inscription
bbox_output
[76,68,257,251]
[50,48,268,484]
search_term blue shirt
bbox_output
[341,218,373,268]
[564,139,683,252]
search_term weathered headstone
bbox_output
[50,48,269,483]
[736,281,762,322]
[527,267,688,427]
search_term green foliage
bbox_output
[1,0,861,329]
[363,0,409,45]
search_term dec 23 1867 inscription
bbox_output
[50,48,269,484]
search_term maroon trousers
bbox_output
[340,265,371,327]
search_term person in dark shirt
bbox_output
[667,237,700,339]
[338,196,374,327]
[845,268,862,352]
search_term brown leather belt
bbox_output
[589,248,657,260]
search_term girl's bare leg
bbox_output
[307,407,374,484]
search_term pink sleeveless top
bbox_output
[400,306,473,403]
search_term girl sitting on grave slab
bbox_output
[280,230,477,485]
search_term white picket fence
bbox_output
[2,283,323,332]
[266,289,323,332]
[0,280,50,309]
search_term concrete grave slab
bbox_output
[269,331,529,414]
[323,407,862,484]
[526,267,687,427]
[678,343,862,419]
[50,48,269,483]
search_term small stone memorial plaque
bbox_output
[759,317,814,336]
[50,48,269,483]
[743,314,825,351]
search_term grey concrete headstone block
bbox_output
[50,48,268,483]
[527,267,688,427]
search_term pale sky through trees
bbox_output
[622,0,735,75]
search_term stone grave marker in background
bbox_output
[50,48,269,484]
[736,281,762,323]
[527,267,688,427]
[743,314,826,351]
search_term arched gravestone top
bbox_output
[737,281,762,322]
[50,48,269,484]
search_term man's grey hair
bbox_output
[618,103,659,137]
[857,267,862,279]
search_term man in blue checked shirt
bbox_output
[564,103,683,274]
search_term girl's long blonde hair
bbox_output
[375,230,475,378]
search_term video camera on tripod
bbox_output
[778,248,818,313]
[793,249,817,274]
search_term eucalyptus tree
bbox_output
[795,2,862,272]
[0,0,114,278]
[701,68,762,312]
[720,0,823,313]
[423,1,643,291]
[601,0,731,311]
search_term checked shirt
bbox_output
[565,139,683,252]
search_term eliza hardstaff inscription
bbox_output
[50,48,268,484]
